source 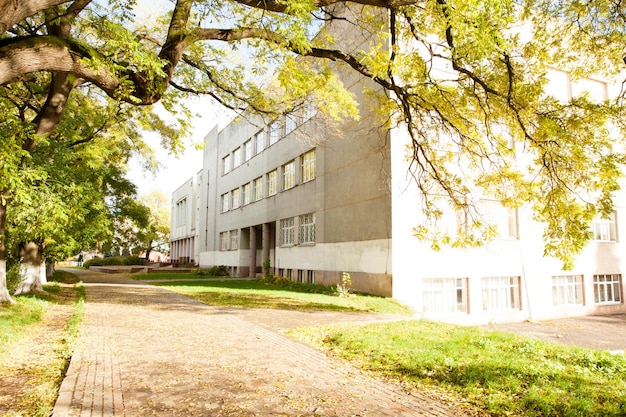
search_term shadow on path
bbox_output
[52,268,465,417]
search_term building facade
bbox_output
[170,7,626,324]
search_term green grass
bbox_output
[0,270,85,417]
[154,276,412,315]
[290,320,626,417]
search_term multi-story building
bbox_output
[170,7,626,324]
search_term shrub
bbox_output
[83,255,143,268]
[205,265,230,277]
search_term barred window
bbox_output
[280,218,295,246]
[230,230,239,250]
[301,150,316,182]
[282,160,295,190]
[253,177,263,201]
[552,275,584,306]
[423,278,468,313]
[594,274,622,304]
[299,213,315,244]
[482,276,520,311]
[219,232,229,251]
[268,170,278,196]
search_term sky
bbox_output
[126,97,235,199]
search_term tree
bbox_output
[137,191,171,262]
[0,0,625,292]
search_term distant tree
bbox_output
[138,191,171,262]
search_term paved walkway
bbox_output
[51,269,464,417]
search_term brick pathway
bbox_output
[52,269,465,417]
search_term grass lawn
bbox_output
[149,274,412,315]
[290,320,626,417]
[0,270,84,417]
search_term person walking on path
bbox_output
[52,269,464,417]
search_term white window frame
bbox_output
[481,276,520,311]
[593,274,622,305]
[479,200,518,239]
[301,149,316,183]
[269,121,281,145]
[282,160,295,190]
[222,154,232,175]
[591,212,617,242]
[220,193,229,213]
[280,218,295,246]
[255,130,266,154]
[220,232,229,251]
[242,183,251,205]
[233,147,241,168]
[231,188,240,209]
[253,177,263,201]
[230,229,239,250]
[299,213,316,244]
[285,114,297,135]
[268,170,277,196]
[423,278,468,314]
[552,275,584,306]
[244,139,253,161]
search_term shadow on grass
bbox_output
[152,279,337,295]
[180,291,365,312]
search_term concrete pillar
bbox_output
[262,223,270,275]
[249,226,257,277]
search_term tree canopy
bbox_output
[1,0,626,280]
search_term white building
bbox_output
[170,7,626,324]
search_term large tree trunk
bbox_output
[0,197,14,303]
[13,241,47,295]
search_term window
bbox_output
[242,183,251,205]
[282,160,295,190]
[231,188,240,209]
[591,212,617,242]
[233,147,241,168]
[594,274,622,304]
[268,170,277,196]
[572,78,608,103]
[280,218,295,246]
[222,154,232,175]
[255,130,266,154]
[479,200,518,238]
[301,149,316,182]
[298,269,305,283]
[285,115,297,135]
[552,275,584,306]
[545,68,571,102]
[175,198,187,227]
[299,213,316,244]
[269,121,281,145]
[230,230,239,250]
[220,232,229,251]
[253,177,263,201]
[303,102,317,122]
[244,140,253,161]
[423,278,468,313]
[307,270,315,284]
[220,193,229,213]
[482,276,520,311]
